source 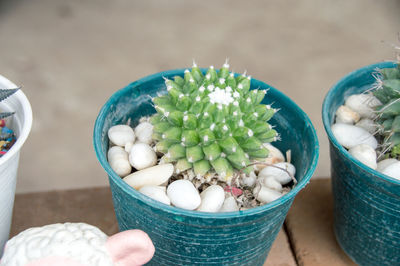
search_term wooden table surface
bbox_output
[10,179,354,265]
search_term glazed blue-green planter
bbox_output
[322,62,400,266]
[94,69,319,265]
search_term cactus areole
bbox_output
[373,62,400,159]
[150,62,278,181]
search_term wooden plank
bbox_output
[264,229,297,266]
[11,187,118,236]
[285,179,355,266]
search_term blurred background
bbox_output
[0,0,399,193]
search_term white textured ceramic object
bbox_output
[0,75,32,256]
[0,222,155,266]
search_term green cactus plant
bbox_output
[373,61,400,159]
[0,88,18,119]
[150,62,278,181]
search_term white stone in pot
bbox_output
[345,93,381,119]
[241,172,257,187]
[108,125,135,147]
[380,161,400,181]
[197,185,225,212]
[167,180,201,210]
[355,118,377,134]
[348,144,377,170]
[139,185,170,205]
[129,143,157,170]
[135,122,154,144]
[123,163,174,190]
[253,143,285,171]
[331,123,378,149]
[335,105,360,124]
[258,162,296,185]
[261,176,283,192]
[377,158,398,172]
[108,146,132,177]
[125,141,134,153]
[254,184,283,204]
[219,196,239,212]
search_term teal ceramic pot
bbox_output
[322,62,400,266]
[94,69,319,265]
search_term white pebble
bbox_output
[124,141,134,153]
[167,180,201,210]
[135,122,154,144]
[129,143,157,170]
[108,146,132,177]
[377,158,398,172]
[380,161,400,181]
[262,176,283,192]
[335,105,360,124]
[253,143,285,171]
[123,163,174,190]
[348,144,377,170]
[254,184,282,204]
[139,185,170,205]
[331,123,378,149]
[355,118,377,134]
[219,196,239,212]
[345,94,381,119]
[108,125,135,147]
[258,162,295,185]
[241,172,257,187]
[197,185,225,212]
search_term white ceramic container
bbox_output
[0,75,32,255]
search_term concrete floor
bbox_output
[0,0,399,192]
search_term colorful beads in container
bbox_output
[0,122,16,157]
[0,88,19,157]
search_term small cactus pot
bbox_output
[94,69,319,265]
[322,62,400,266]
[0,75,32,256]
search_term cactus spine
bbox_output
[150,62,278,181]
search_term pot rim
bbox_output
[0,75,32,164]
[94,68,319,219]
[322,61,400,185]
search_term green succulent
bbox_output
[373,63,400,159]
[0,88,18,119]
[150,62,278,181]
